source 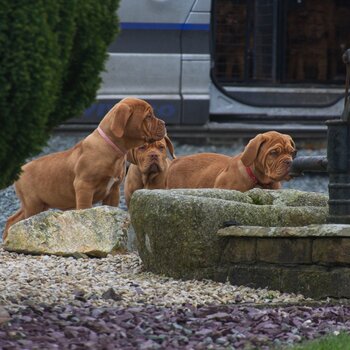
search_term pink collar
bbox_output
[97,126,126,155]
[245,166,258,185]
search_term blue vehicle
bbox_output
[67,0,350,139]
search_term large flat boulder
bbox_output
[130,189,328,278]
[4,206,130,257]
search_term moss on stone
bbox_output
[247,188,328,207]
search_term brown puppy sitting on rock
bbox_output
[166,131,296,191]
[124,135,176,208]
[3,97,166,240]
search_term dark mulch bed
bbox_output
[0,303,349,349]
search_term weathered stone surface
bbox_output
[247,188,328,207]
[130,189,326,277]
[228,265,283,291]
[127,225,138,252]
[130,192,230,278]
[158,188,253,204]
[4,206,130,257]
[182,266,230,283]
[313,238,350,265]
[221,238,256,264]
[246,188,275,205]
[336,268,350,298]
[228,264,350,299]
[273,191,327,207]
[257,238,312,264]
[279,266,349,299]
[145,188,328,207]
[218,224,350,237]
[129,188,350,299]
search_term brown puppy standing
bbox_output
[3,97,166,240]
[166,131,296,191]
[124,136,176,208]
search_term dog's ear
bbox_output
[126,149,138,164]
[110,102,132,138]
[289,136,296,150]
[164,135,176,159]
[288,136,297,158]
[240,133,266,166]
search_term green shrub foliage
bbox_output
[0,0,119,188]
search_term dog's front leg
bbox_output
[102,183,120,207]
[74,179,94,209]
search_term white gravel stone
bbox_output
[0,247,310,313]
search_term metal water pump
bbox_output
[326,49,350,223]
[289,49,350,223]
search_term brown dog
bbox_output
[124,136,176,208]
[166,131,296,191]
[3,97,166,240]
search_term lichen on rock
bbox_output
[247,188,328,207]
[4,206,130,257]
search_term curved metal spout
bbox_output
[289,156,328,177]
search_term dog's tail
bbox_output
[3,208,24,242]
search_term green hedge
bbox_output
[0,0,119,188]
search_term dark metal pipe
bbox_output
[327,48,350,224]
[288,49,350,224]
[326,119,350,223]
[289,156,328,177]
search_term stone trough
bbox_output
[130,188,350,299]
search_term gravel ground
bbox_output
[1,248,349,349]
[1,303,350,349]
[0,249,308,313]
[0,132,335,349]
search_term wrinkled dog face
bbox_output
[241,131,297,182]
[135,140,168,174]
[111,97,166,143]
[258,133,296,181]
[141,110,166,143]
[123,97,166,142]
[127,135,176,175]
